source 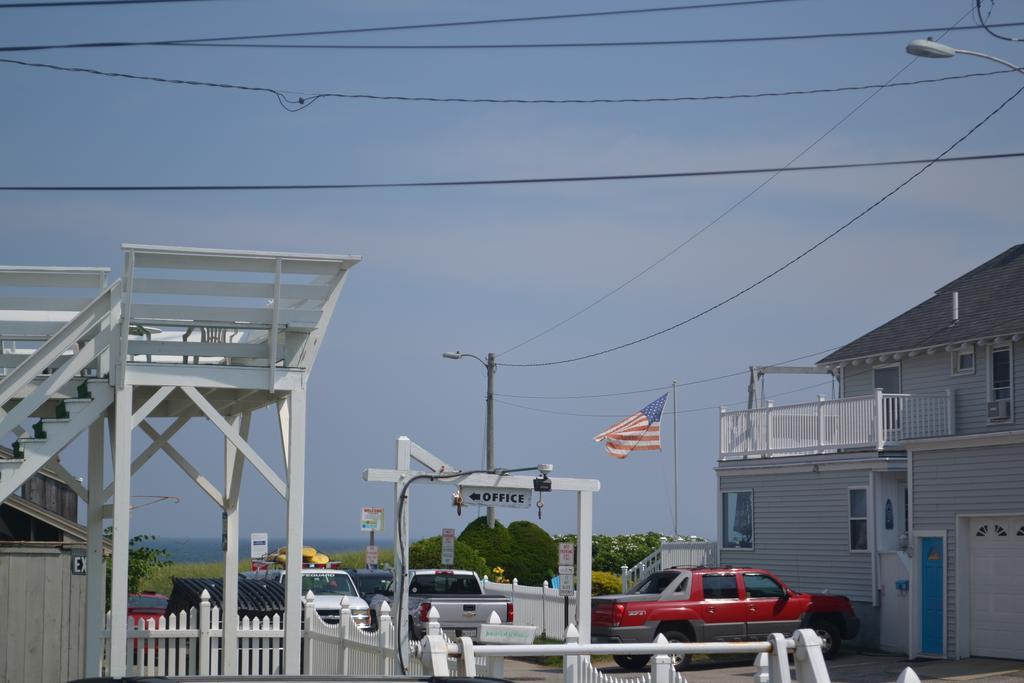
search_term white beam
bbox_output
[131,385,175,429]
[363,468,600,492]
[577,491,593,644]
[108,385,133,677]
[277,398,290,469]
[103,416,189,502]
[45,459,88,501]
[283,390,306,675]
[408,439,451,473]
[139,420,224,508]
[183,386,286,498]
[221,412,248,675]
[126,363,304,391]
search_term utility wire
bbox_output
[496,379,834,419]
[4,21,1024,53]
[0,56,1012,108]
[2,152,1021,192]
[494,346,839,399]
[495,5,972,357]
[498,82,1024,368]
[976,0,1023,42]
[0,0,236,6]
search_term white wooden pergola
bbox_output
[364,436,601,656]
[0,245,359,677]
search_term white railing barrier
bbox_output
[720,392,954,459]
[621,541,721,592]
[484,576,577,640]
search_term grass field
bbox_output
[140,548,395,597]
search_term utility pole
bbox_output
[672,379,678,539]
[485,352,496,528]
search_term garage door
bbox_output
[970,516,1024,660]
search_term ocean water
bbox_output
[148,537,390,564]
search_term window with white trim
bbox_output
[952,345,975,375]
[849,488,868,551]
[990,345,1012,402]
[722,491,753,549]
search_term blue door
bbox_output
[920,537,943,655]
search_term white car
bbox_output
[244,566,372,629]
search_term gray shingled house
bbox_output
[716,244,1024,660]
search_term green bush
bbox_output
[409,535,489,576]
[505,521,557,586]
[457,517,513,570]
[592,571,623,596]
[554,532,674,573]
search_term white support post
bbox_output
[576,491,593,643]
[221,412,247,675]
[340,596,352,675]
[620,565,628,593]
[283,389,307,675]
[766,632,792,683]
[563,624,581,683]
[420,607,450,676]
[651,634,675,683]
[875,388,885,451]
[378,601,393,676]
[457,637,477,677]
[84,419,106,677]
[753,652,771,683]
[817,396,825,449]
[108,385,133,678]
[945,388,955,435]
[198,589,212,676]
[792,629,831,683]
[394,437,412,661]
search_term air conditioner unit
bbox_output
[987,399,1011,420]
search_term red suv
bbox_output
[592,567,859,670]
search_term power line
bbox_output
[2,151,1021,192]
[976,0,1023,42]
[498,82,1024,368]
[4,21,1024,53]
[494,346,839,399]
[496,379,835,419]
[495,5,976,358]
[0,56,1012,107]
[0,0,236,6]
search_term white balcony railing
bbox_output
[719,389,954,459]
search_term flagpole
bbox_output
[672,379,678,539]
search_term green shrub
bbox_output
[409,535,489,576]
[555,532,678,573]
[591,571,623,596]
[457,517,513,570]
[505,521,557,585]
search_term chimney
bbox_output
[952,291,959,323]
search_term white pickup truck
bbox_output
[376,569,512,641]
[244,565,372,629]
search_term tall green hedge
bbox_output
[505,521,557,586]
[457,517,513,571]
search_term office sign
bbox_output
[461,486,533,509]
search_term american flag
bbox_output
[593,393,668,459]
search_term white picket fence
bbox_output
[482,577,577,640]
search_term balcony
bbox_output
[719,389,954,460]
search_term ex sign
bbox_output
[461,486,533,509]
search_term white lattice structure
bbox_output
[0,245,359,677]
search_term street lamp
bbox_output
[906,39,1024,73]
[442,350,498,528]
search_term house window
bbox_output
[952,346,975,375]
[722,491,753,549]
[849,488,868,551]
[990,346,1012,402]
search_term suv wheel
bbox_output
[658,629,692,671]
[613,654,649,671]
[810,619,841,659]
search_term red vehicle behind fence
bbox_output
[592,566,859,670]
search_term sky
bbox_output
[1,0,1022,551]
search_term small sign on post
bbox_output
[558,566,575,596]
[441,527,456,566]
[558,542,575,567]
[360,507,384,532]
[366,544,379,567]
[250,532,269,560]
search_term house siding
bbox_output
[841,340,1023,436]
[911,442,1024,657]
[718,468,874,603]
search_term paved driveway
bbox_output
[501,654,1024,683]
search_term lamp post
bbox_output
[443,350,498,528]
[906,39,1024,73]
